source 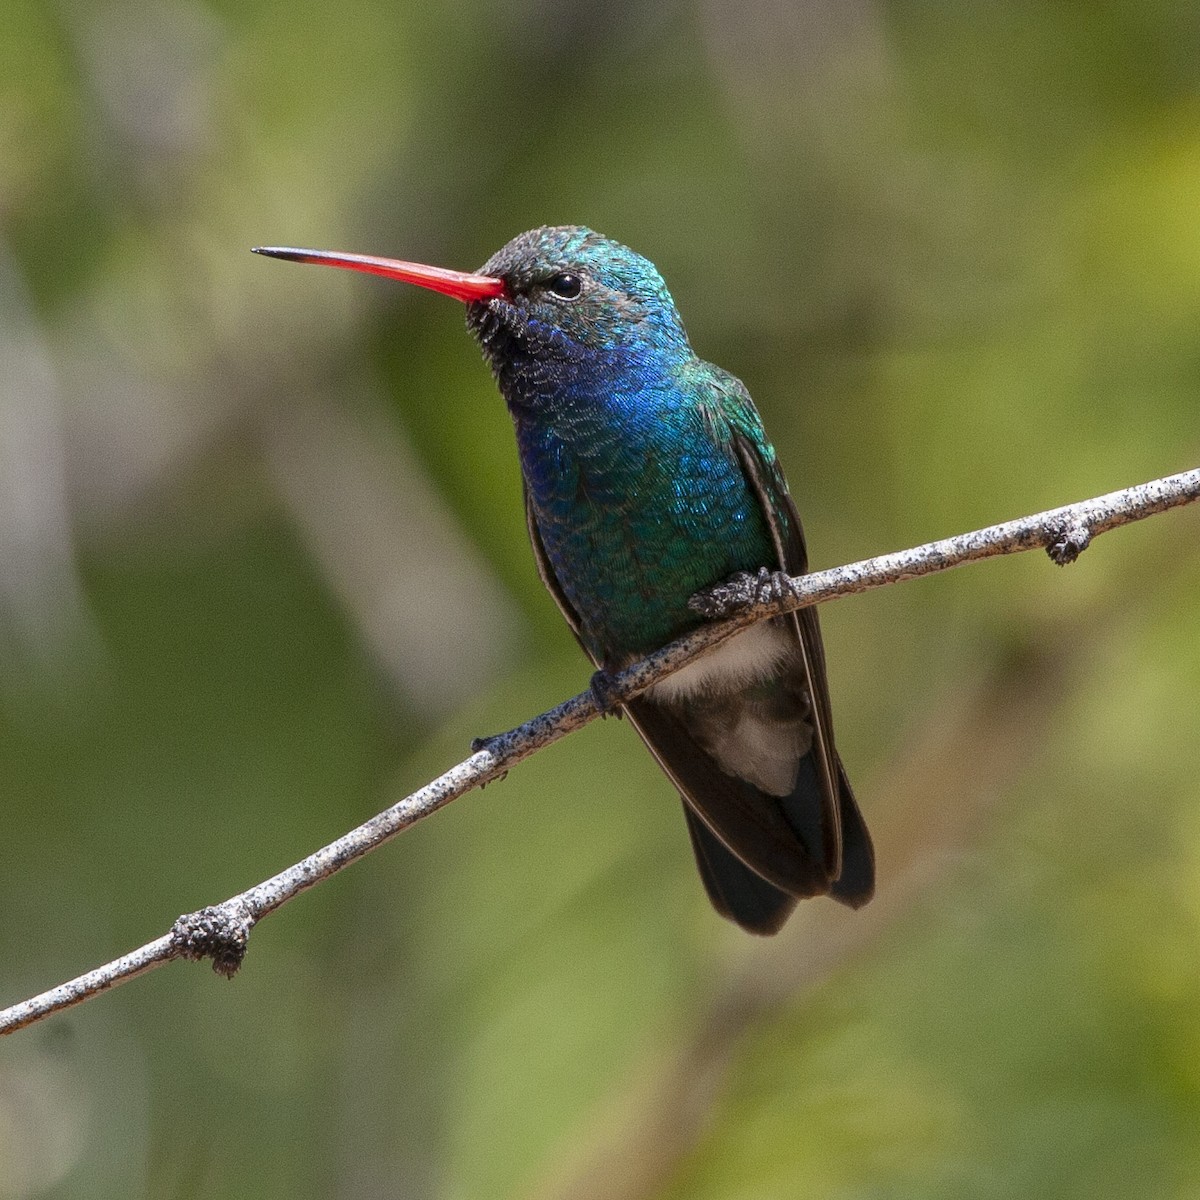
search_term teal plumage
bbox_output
[470,229,786,660]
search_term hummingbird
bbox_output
[254,227,874,934]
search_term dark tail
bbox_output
[684,806,796,935]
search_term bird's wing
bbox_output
[634,373,873,912]
[725,387,874,906]
[729,428,841,862]
[729,425,874,903]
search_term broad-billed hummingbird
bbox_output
[254,227,874,934]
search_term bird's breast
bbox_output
[515,390,776,662]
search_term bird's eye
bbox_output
[546,272,583,300]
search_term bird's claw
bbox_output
[689,566,794,619]
[589,669,625,717]
[470,733,511,787]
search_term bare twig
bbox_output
[2,465,1198,1036]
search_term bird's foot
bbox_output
[588,669,625,717]
[690,566,796,619]
[469,733,510,787]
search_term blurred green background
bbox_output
[3,1,1200,1197]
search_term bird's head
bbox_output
[466,225,689,366]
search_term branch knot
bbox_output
[1046,519,1093,566]
[171,904,254,979]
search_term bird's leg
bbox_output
[588,668,625,718]
[468,733,510,786]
